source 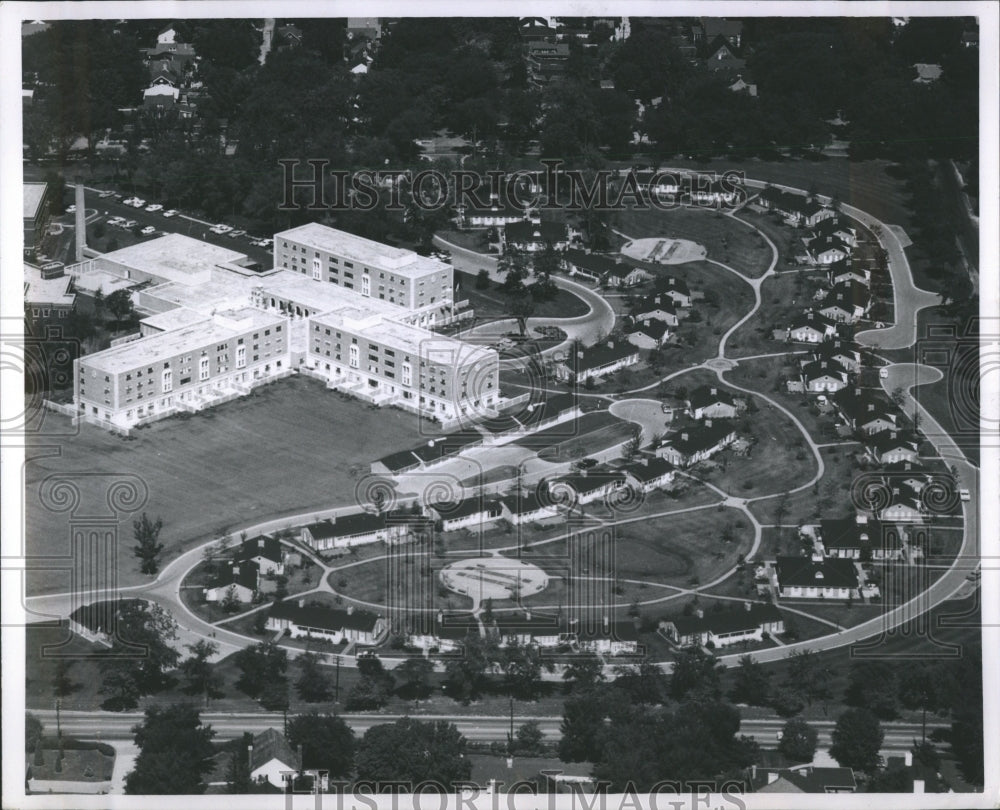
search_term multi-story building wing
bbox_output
[75,307,289,429]
[274,223,453,324]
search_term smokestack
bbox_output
[75,180,86,262]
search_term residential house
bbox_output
[248,728,301,788]
[233,535,286,576]
[577,620,640,655]
[758,187,835,228]
[460,200,529,228]
[553,469,628,505]
[503,220,570,252]
[552,340,640,382]
[633,294,679,327]
[689,177,744,207]
[622,455,676,492]
[630,170,682,199]
[818,281,871,323]
[879,481,926,523]
[603,265,650,289]
[267,599,386,646]
[727,73,758,96]
[655,275,692,307]
[806,234,852,265]
[301,512,389,551]
[828,257,871,287]
[813,339,861,373]
[699,18,743,48]
[562,248,623,283]
[143,85,180,109]
[774,555,860,599]
[746,764,857,793]
[500,491,561,525]
[625,318,670,349]
[68,601,124,646]
[658,419,737,467]
[407,612,476,653]
[818,515,901,560]
[810,216,858,247]
[157,24,178,45]
[867,429,920,465]
[660,603,785,648]
[801,358,849,393]
[276,24,304,47]
[687,385,739,419]
[204,561,258,603]
[428,497,503,532]
[832,388,898,435]
[913,63,943,84]
[705,40,746,73]
[490,613,563,649]
[788,310,838,343]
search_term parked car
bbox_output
[107,216,125,227]
[122,219,138,229]
[145,204,163,213]
[162,209,178,218]
[879,368,889,379]
[210,224,232,234]
[252,238,272,248]
[227,229,246,239]
[98,189,115,198]
[122,197,138,206]
[66,204,76,213]
[140,226,157,236]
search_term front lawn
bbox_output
[25,375,431,596]
[726,271,828,358]
[455,270,590,321]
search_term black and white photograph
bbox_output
[1,2,997,808]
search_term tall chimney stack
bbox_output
[74,179,86,262]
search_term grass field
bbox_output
[617,206,773,278]
[726,271,828,358]
[455,270,590,321]
[733,208,804,271]
[24,375,430,595]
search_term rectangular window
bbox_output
[162,370,172,392]
[401,362,412,386]
[236,346,247,368]
[349,345,359,369]
[199,357,210,381]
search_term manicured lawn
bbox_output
[723,356,843,444]
[733,208,804,271]
[617,206,773,278]
[29,740,115,781]
[726,270,828,358]
[455,270,590,321]
[25,375,431,596]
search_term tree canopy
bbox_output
[355,718,471,787]
[125,704,216,794]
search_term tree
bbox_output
[105,289,135,326]
[730,655,772,706]
[224,736,255,794]
[286,713,356,778]
[898,664,941,742]
[99,601,180,706]
[846,661,899,719]
[559,695,607,762]
[394,656,435,699]
[504,287,536,336]
[562,651,605,693]
[514,720,544,755]
[613,657,667,705]
[669,647,723,701]
[443,629,493,704]
[778,718,818,763]
[501,639,550,699]
[233,642,288,705]
[52,658,77,698]
[26,713,43,753]
[180,640,224,706]
[295,651,334,702]
[782,648,830,708]
[890,386,906,408]
[355,718,471,786]
[125,704,216,794]
[133,513,165,575]
[829,708,884,773]
[346,654,396,710]
[99,659,142,710]
[475,268,491,290]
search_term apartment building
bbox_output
[274,223,453,323]
[75,307,289,429]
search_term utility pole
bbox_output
[55,698,62,741]
[507,695,514,754]
[335,655,341,702]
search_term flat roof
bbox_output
[97,233,250,286]
[23,182,47,220]
[24,264,75,307]
[140,306,211,333]
[81,307,282,374]
[139,272,261,315]
[275,223,451,279]
[261,270,403,318]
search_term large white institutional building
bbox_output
[70,226,500,431]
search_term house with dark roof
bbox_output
[500,491,561,525]
[301,512,389,551]
[267,599,386,646]
[233,535,286,576]
[552,340,640,382]
[699,18,743,48]
[832,387,898,434]
[746,764,857,793]
[622,454,676,492]
[503,220,570,252]
[248,728,301,788]
[705,40,745,73]
[428,496,503,532]
[489,612,564,649]
[630,170,681,199]
[633,293,679,327]
[205,561,259,603]
[810,216,858,247]
[866,429,920,465]
[552,469,628,505]
[758,187,835,228]
[774,555,859,599]
[818,515,900,560]
[788,311,838,343]
[875,478,927,523]
[654,275,692,307]
[408,612,477,652]
[562,248,624,283]
[687,384,738,419]
[806,234,852,266]
[577,619,640,655]
[625,318,670,349]
[68,599,137,646]
[818,281,872,323]
[460,199,530,228]
[812,339,861,373]
[827,257,871,287]
[801,358,849,393]
[658,418,737,467]
[660,603,785,648]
